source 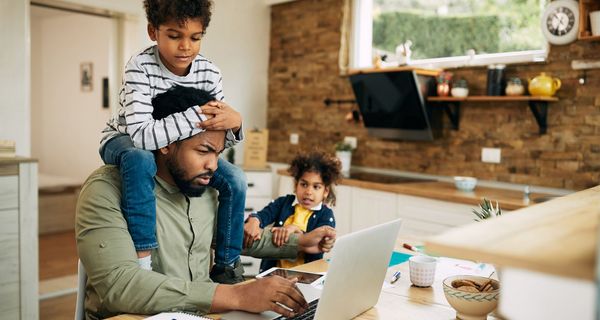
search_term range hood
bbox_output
[349,69,442,141]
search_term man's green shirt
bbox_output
[76,166,299,319]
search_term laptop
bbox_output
[222,218,402,320]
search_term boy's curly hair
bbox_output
[144,0,213,30]
[288,151,343,206]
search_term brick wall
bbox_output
[267,0,600,190]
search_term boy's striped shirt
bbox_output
[101,45,240,151]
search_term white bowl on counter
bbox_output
[454,176,477,192]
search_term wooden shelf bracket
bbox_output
[528,100,548,135]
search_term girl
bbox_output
[244,151,342,272]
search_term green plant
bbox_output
[334,142,353,152]
[472,198,502,221]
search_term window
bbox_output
[351,0,549,69]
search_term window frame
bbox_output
[351,0,549,70]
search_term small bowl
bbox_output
[454,176,477,192]
[451,87,469,98]
[443,275,500,320]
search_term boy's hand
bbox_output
[243,217,262,249]
[197,101,242,132]
[271,227,294,247]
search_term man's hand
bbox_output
[197,101,242,132]
[243,217,262,249]
[298,226,336,254]
[271,225,302,247]
[220,276,308,317]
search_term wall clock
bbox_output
[541,0,580,45]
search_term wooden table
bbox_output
[109,237,501,320]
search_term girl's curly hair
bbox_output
[144,0,213,30]
[288,151,343,206]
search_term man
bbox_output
[76,86,336,319]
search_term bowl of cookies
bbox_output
[443,275,500,320]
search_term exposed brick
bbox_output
[266,0,600,190]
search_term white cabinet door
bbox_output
[351,188,398,232]
[331,185,352,236]
[278,175,294,197]
[396,194,476,237]
[246,171,272,197]
[0,209,19,318]
[0,176,18,211]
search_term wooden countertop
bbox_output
[426,185,600,280]
[347,66,441,77]
[277,169,553,210]
[0,156,37,165]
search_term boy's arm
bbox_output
[119,56,208,150]
[201,74,244,148]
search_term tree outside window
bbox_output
[371,0,547,64]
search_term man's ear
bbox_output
[148,24,158,41]
[159,145,170,155]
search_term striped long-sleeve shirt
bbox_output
[100,45,242,151]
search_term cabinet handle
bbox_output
[247,182,255,187]
[244,207,254,212]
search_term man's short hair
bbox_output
[152,85,215,120]
[144,0,213,30]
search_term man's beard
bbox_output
[166,157,213,197]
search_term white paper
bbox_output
[144,312,210,320]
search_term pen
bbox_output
[390,270,401,284]
[403,243,421,253]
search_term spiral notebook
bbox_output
[145,312,211,320]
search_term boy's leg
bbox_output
[208,158,247,284]
[101,135,158,270]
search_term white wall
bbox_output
[2,0,270,166]
[31,8,112,182]
[202,0,271,164]
[0,1,31,156]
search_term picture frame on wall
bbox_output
[80,62,93,92]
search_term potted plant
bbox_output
[335,142,353,173]
[472,198,502,222]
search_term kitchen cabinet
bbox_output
[277,172,491,237]
[396,194,476,236]
[331,185,352,236]
[0,159,38,320]
[350,188,398,231]
[242,168,273,276]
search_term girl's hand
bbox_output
[197,101,242,132]
[271,227,293,247]
[243,217,262,249]
[283,224,303,235]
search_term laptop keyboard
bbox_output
[276,299,319,320]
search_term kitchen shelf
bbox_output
[578,0,600,41]
[427,95,559,134]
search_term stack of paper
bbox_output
[0,140,16,158]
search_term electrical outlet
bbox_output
[344,136,358,149]
[481,148,501,163]
[290,133,299,145]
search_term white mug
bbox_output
[409,255,437,287]
[590,11,600,36]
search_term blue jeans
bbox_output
[101,134,246,266]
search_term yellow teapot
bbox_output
[528,73,561,97]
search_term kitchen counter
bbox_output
[277,169,558,210]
